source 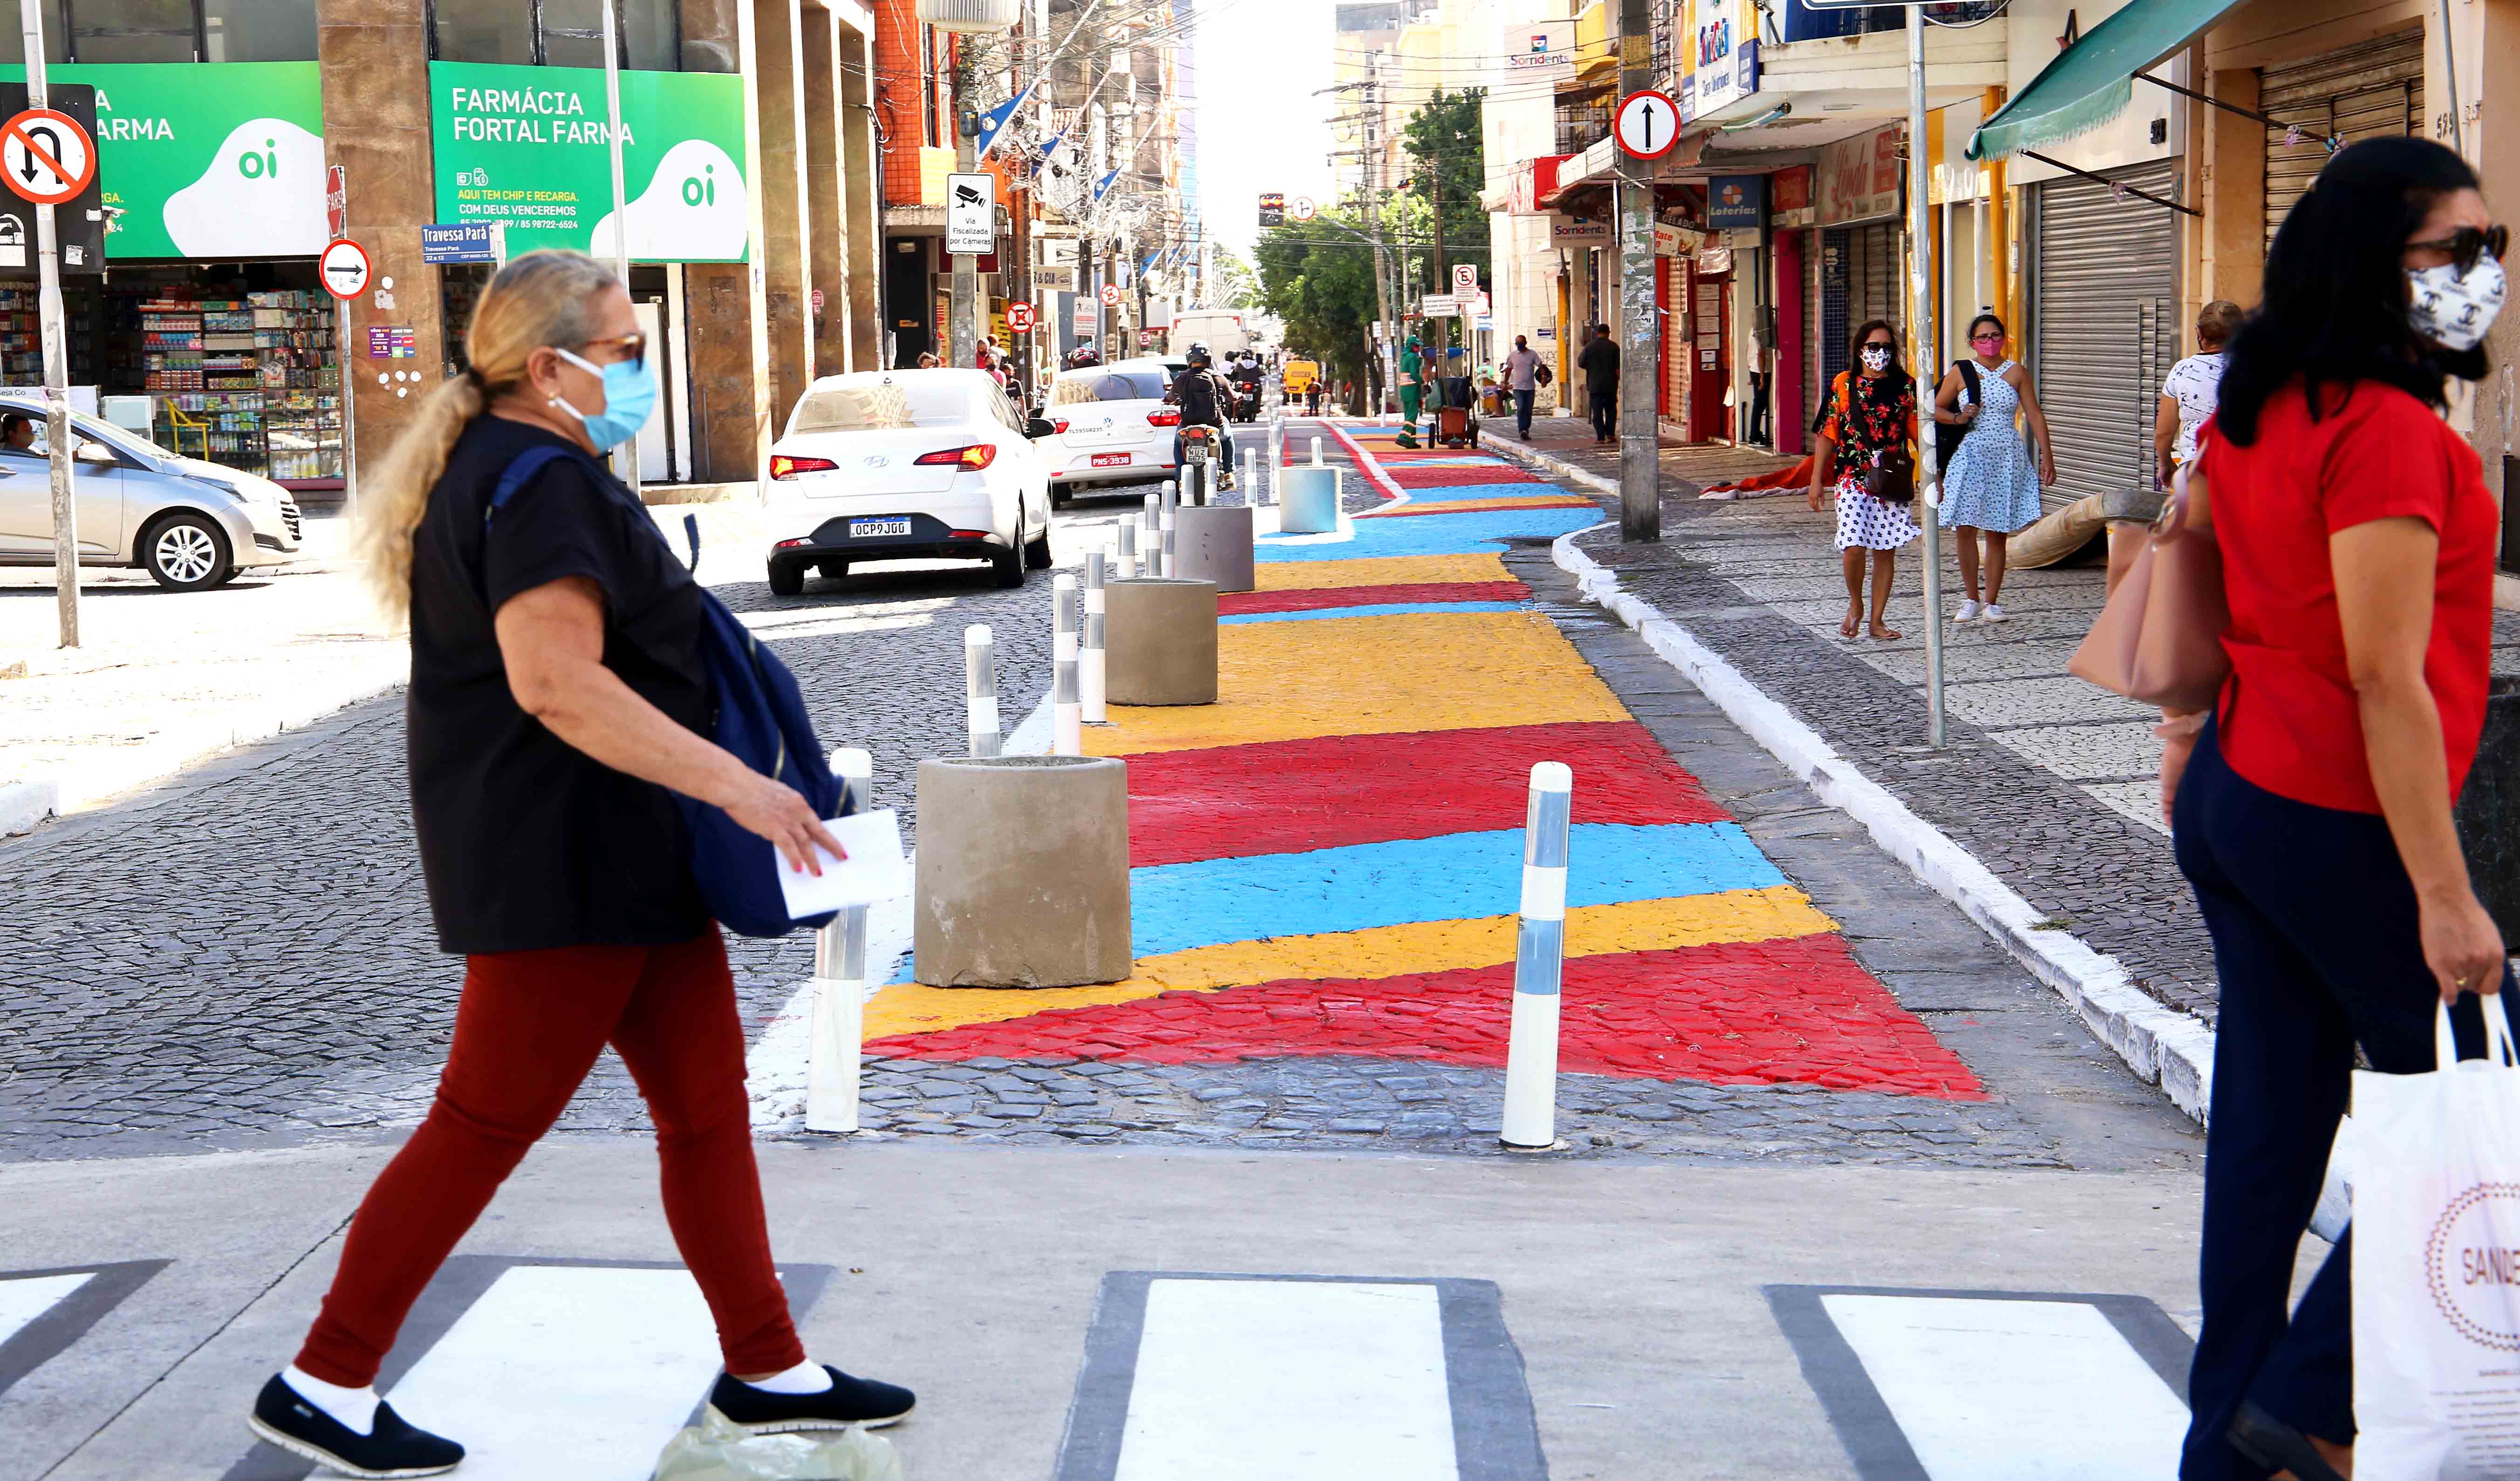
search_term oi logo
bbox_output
[238,138,280,180]
[680,163,717,208]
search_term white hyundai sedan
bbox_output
[761,369,1054,594]
[1037,357,1187,505]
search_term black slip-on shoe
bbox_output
[248,1374,464,1478]
[707,1366,915,1433]
[2227,1400,2349,1481]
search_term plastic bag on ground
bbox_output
[2353,1002,2520,1479]
[653,1410,904,1481]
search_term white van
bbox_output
[1166,309,1250,357]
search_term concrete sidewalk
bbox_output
[5,1138,2213,1481]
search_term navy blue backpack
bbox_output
[487,445,850,938]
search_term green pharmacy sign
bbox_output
[0,61,326,260]
[430,62,749,263]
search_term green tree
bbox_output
[1254,212,1388,413]
[1401,87,1488,350]
[1211,247,1262,310]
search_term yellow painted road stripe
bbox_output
[1084,610,1626,755]
[1254,553,1512,590]
[866,885,1836,1040]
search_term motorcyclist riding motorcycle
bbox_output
[1226,352,1265,423]
[1164,342,1237,492]
[1064,336,1102,370]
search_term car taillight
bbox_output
[1147,410,1181,427]
[913,444,997,469]
[770,454,836,480]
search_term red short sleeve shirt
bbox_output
[2197,382,2498,814]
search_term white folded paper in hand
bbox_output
[778,808,910,919]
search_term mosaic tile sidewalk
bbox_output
[859,425,1984,1104]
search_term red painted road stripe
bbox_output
[1369,499,1598,520]
[871,933,1986,1099]
[1217,580,1530,615]
[1380,466,1548,488]
[1120,720,1729,866]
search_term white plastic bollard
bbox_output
[805,747,873,1134]
[1082,550,1108,723]
[1053,575,1082,756]
[965,624,1000,758]
[1116,520,1139,580]
[1160,479,1178,578]
[1501,761,1572,1150]
[1240,446,1254,505]
[1311,436,1324,466]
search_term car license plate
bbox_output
[1091,452,1131,468]
[849,518,911,538]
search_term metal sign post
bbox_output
[1612,33,1671,543]
[13,2,79,648]
[1905,6,1946,747]
[601,0,637,499]
[327,165,356,512]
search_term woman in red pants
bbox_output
[245,250,912,1477]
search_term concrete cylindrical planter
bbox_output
[913,755,1131,987]
[1104,577,1217,706]
[1277,466,1341,533]
[1174,504,1255,593]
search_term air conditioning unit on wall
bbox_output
[917,0,1020,33]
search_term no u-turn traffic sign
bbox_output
[0,107,93,206]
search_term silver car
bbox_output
[0,397,303,590]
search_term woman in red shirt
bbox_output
[2165,136,2513,1481]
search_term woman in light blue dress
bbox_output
[1931,313,2056,621]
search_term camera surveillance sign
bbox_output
[946,172,994,255]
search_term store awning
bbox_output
[1967,0,2245,160]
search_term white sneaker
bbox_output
[1953,599,1982,622]
[1982,603,2008,622]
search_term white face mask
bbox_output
[1860,346,1892,372]
[2407,254,2507,352]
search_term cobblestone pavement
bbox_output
[1489,417,2520,1030]
[0,422,2196,1177]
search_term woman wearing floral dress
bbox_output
[1809,318,1921,639]
[1931,313,2056,622]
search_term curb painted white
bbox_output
[0,780,57,836]
[1464,434,2218,1124]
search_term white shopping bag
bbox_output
[2354,1001,2520,1480]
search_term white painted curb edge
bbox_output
[1536,501,2216,1124]
[0,779,58,837]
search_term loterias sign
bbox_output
[429,61,750,263]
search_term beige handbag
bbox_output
[2067,464,2232,712]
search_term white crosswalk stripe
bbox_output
[1116,1279,1457,1481]
[374,1265,724,1480]
[0,1271,94,1350]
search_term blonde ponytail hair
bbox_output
[354,249,621,624]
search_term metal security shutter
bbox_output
[2032,159,2180,513]
[1852,223,1897,331]
[1820,228,1850,395]
[2265,27,2424,248]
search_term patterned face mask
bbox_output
[2406,254,2507,352]
[1861,346,1892,371]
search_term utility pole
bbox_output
[1615,0,1659,542]
[1362,65,1397,412]
[1907,5,1946,745]
[25,0,73,646]
[601,0,637,496]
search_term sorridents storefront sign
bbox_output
[429,62,750,263]
[0,61,325,259]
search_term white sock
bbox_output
[283,1364,380,1436]
[744,1359,835,1395]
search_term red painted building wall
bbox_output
[874,0,951,205]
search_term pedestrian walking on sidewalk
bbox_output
[1503,334,1543,439]
[2160,137,2511,1481]
[2155,299,2243,488]
[1809,318,1920,640]
[1579,323,1619,442]
[246,250,913,1480]
[1930,313,2056,622]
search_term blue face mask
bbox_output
[552,346,657,452]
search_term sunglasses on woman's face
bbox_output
[2407,224,2510,274]
[576,332,649,370]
